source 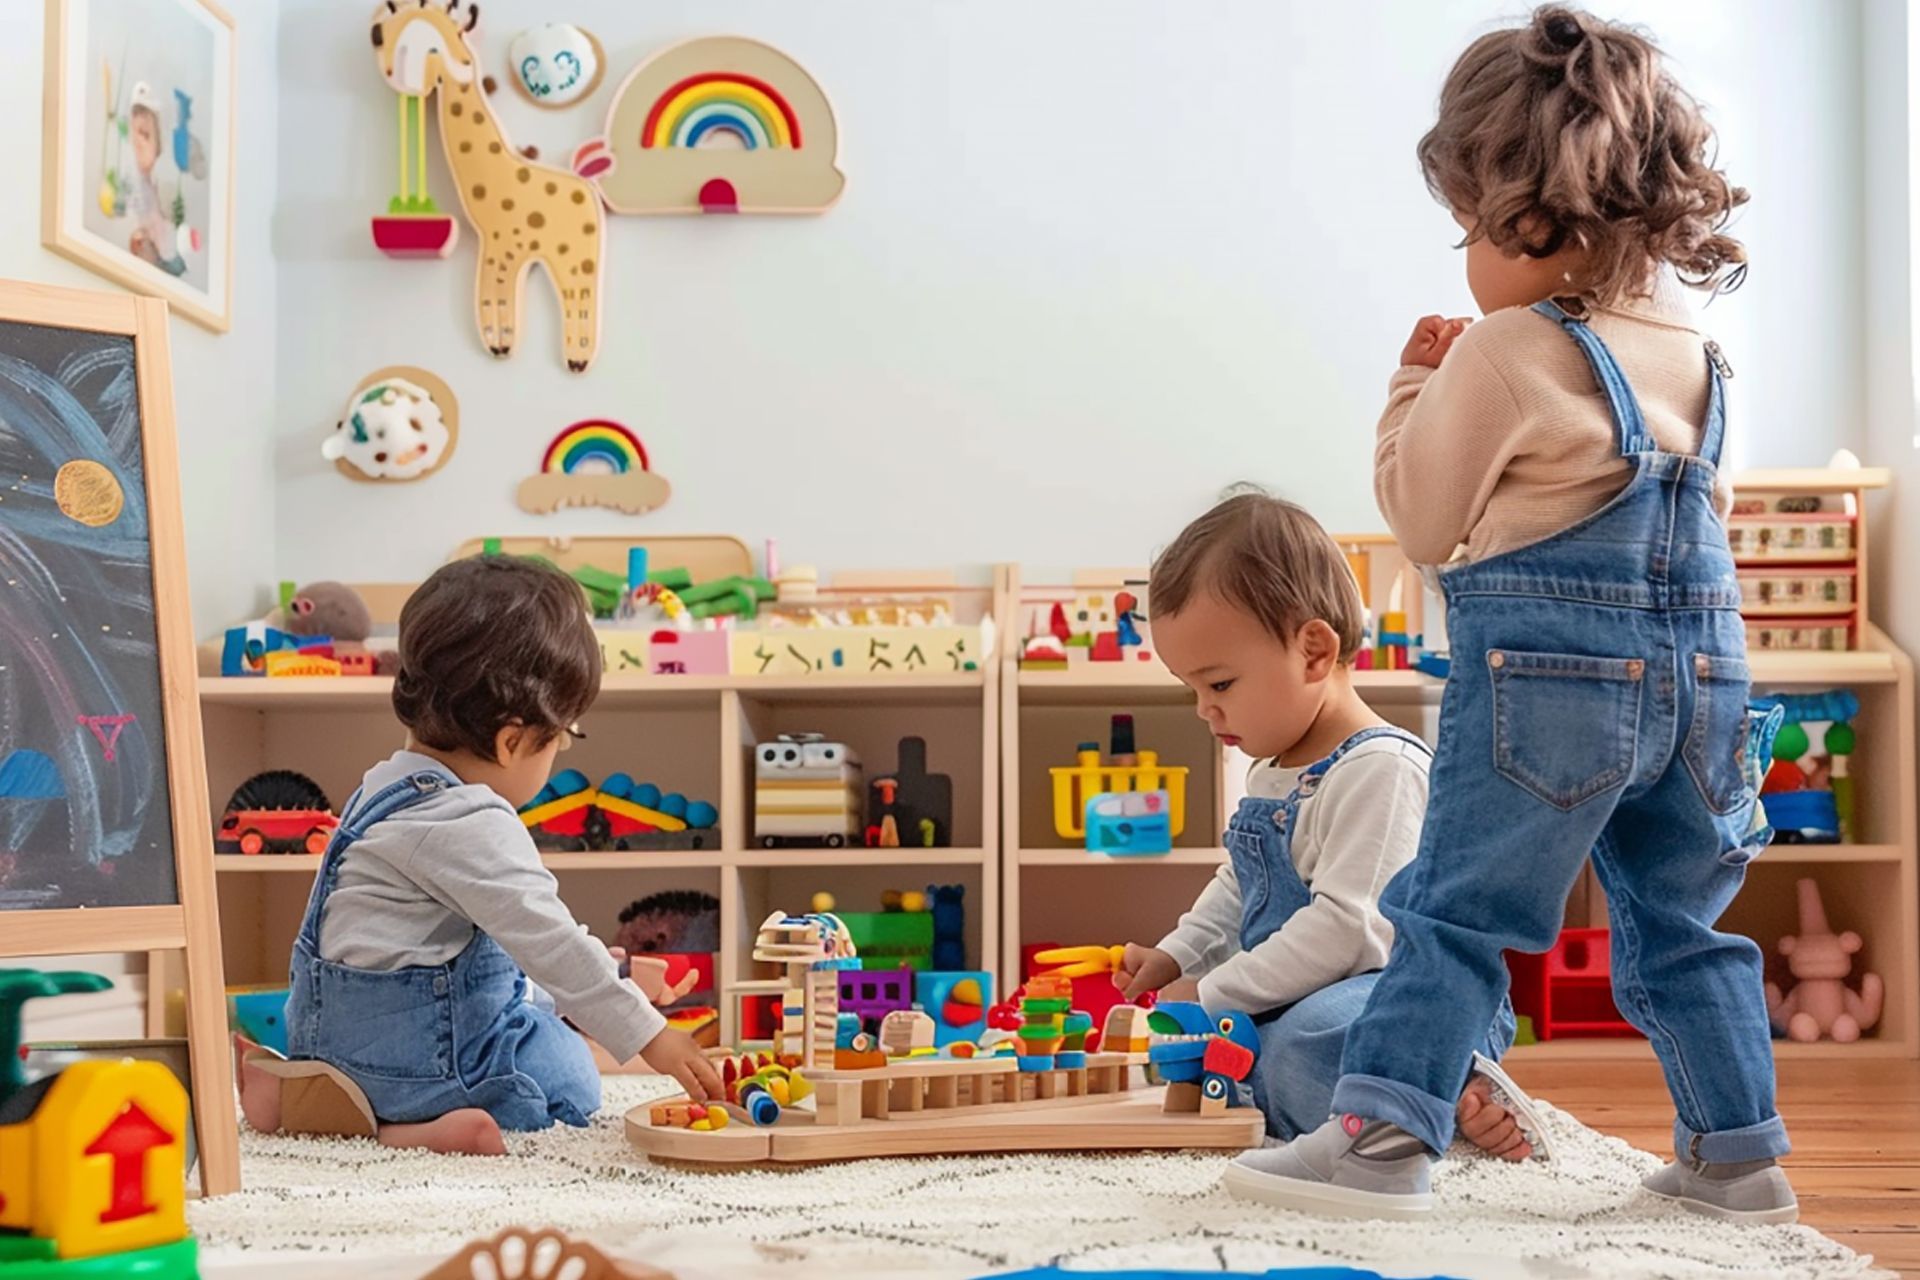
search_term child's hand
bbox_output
[640,1028,724,1103]
[1401,315,1472,369]
[1115,944,1181,1001]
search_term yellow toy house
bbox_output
[0,970,198,1279]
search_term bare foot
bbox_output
[378,1108,507,1156]
[1457,1075,1532,1161]
[233,1033,283,1134]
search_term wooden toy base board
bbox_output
[625,1083,1262,1165]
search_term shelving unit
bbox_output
[182,487,1918,1064]
[193,556,1001,1051]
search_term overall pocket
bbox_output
[1682,652,1760,816]
[310,961,455,1081]
[1489,649,1644,811]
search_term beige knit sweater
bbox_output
[1375,274,1731,566]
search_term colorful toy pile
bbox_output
[1018,591,1152,668]
[1755,689,1859,843]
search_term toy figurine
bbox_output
[1766,878,1883,1043]
[1147,1001,1259,1116]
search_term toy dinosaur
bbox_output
[1146,1001,1258,1115]
[1766,877,1883,1043]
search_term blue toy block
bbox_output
[1016,1054,1054,1072]
[220,624,310,677]
[915,970,993,1047]
[1054,1050,1087,1069]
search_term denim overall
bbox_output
[286,769,601,1130]
[1335,299,1788,1164]
[1230,727,1514,1139]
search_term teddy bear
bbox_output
[1765,877,1883,1043]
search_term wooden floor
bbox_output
[1509,1056,1920,1278]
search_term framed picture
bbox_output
[41,0,236,333]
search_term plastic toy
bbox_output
[1755,689,1859,843]
[879,1009,938,1058]
[507,23,605,108]
[216,770,338,855]
[754,734,863,848]
[1766,878,1884,1043]
[369,0,609,370]
[1016,942,1144,1050]
[520,768,719,851]
[0,969,198,1277]
[630,906,1260,1165]
[1147,1002,1259,1116]
[574,36,845,215]
[516,421,672,517]
[220,622,314,677]
[929,883,965,971]
[1052,715,1189,841]
[916,970,992,1047]
[1504,929,1640,1040]
[867,736,953,848]
[1085,791,1174,857]
[838,964,915,1033]
[322,367,460,482]
[226,986,291,1056]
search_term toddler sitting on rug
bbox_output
[1116,494,1545,1158]
[237,555,722,1154]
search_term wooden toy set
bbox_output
[1731,468,1889,651]
[627,912,1262,1165]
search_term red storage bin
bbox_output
[1506,928,1642,1039]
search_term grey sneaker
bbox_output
[1643,1158,1799,1224]
[1222,1114,1435,1219]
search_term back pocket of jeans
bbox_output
[1489,649,1644,811]
[1683,652,1760,815]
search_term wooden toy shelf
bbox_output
[196,564,1001,1050]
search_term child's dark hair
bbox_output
[1420,5,1747,302]
[393,556,601,759]
[1149,492,1365,662]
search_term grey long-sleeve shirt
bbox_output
[1158,736,1431,1016]
[317,750,665,1062]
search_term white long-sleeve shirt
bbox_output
[1157,735,1430,1016]
[317,750,665,1062]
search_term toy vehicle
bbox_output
[215,771,338,855]
[519,769,719,852]
[754,734,863,848]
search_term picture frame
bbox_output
[41,0,236,333]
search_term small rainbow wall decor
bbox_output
[541,419,652,475]
[517,420,672,516]
[576,36,845,215]
[642,73,801,150]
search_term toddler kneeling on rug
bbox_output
[237,556,722,1155]
[1116,495,1545,1160]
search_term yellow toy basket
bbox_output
[1049,745,1188,840]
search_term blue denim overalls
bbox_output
[285,768,601,1130]
[1335,299,1788,1165]
[1229,726,1514,1139]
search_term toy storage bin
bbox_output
[1505,928,1642,1040]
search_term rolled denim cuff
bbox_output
[1674,1114,1790,1164]
[1330,1072,1452,1156]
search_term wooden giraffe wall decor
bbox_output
[369,0,605,372]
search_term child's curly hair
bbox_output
[1419,5,1747,303]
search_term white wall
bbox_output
[0,0,280,632]
[272,0,1866,589]
[0,0,279,1037]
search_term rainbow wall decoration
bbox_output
[573,37,844,215]
[516,420,672,516]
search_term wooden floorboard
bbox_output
[1509,1057,1920,1278]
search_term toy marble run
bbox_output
[627,911,1262,1164]
[1051,714,1188,843]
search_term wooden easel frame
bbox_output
[0,280,240,1195]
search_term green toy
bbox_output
[0,969,112,1107]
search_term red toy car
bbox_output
[217,807,338,855]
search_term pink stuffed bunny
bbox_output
[1765,878,1883,1043]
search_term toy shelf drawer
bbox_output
[1737,570,1855,617]
[1746,618,1855,652]
[1728,514,1856,564]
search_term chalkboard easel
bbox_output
[0,279,239,1195]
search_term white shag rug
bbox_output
[190,1076,1891,1280]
